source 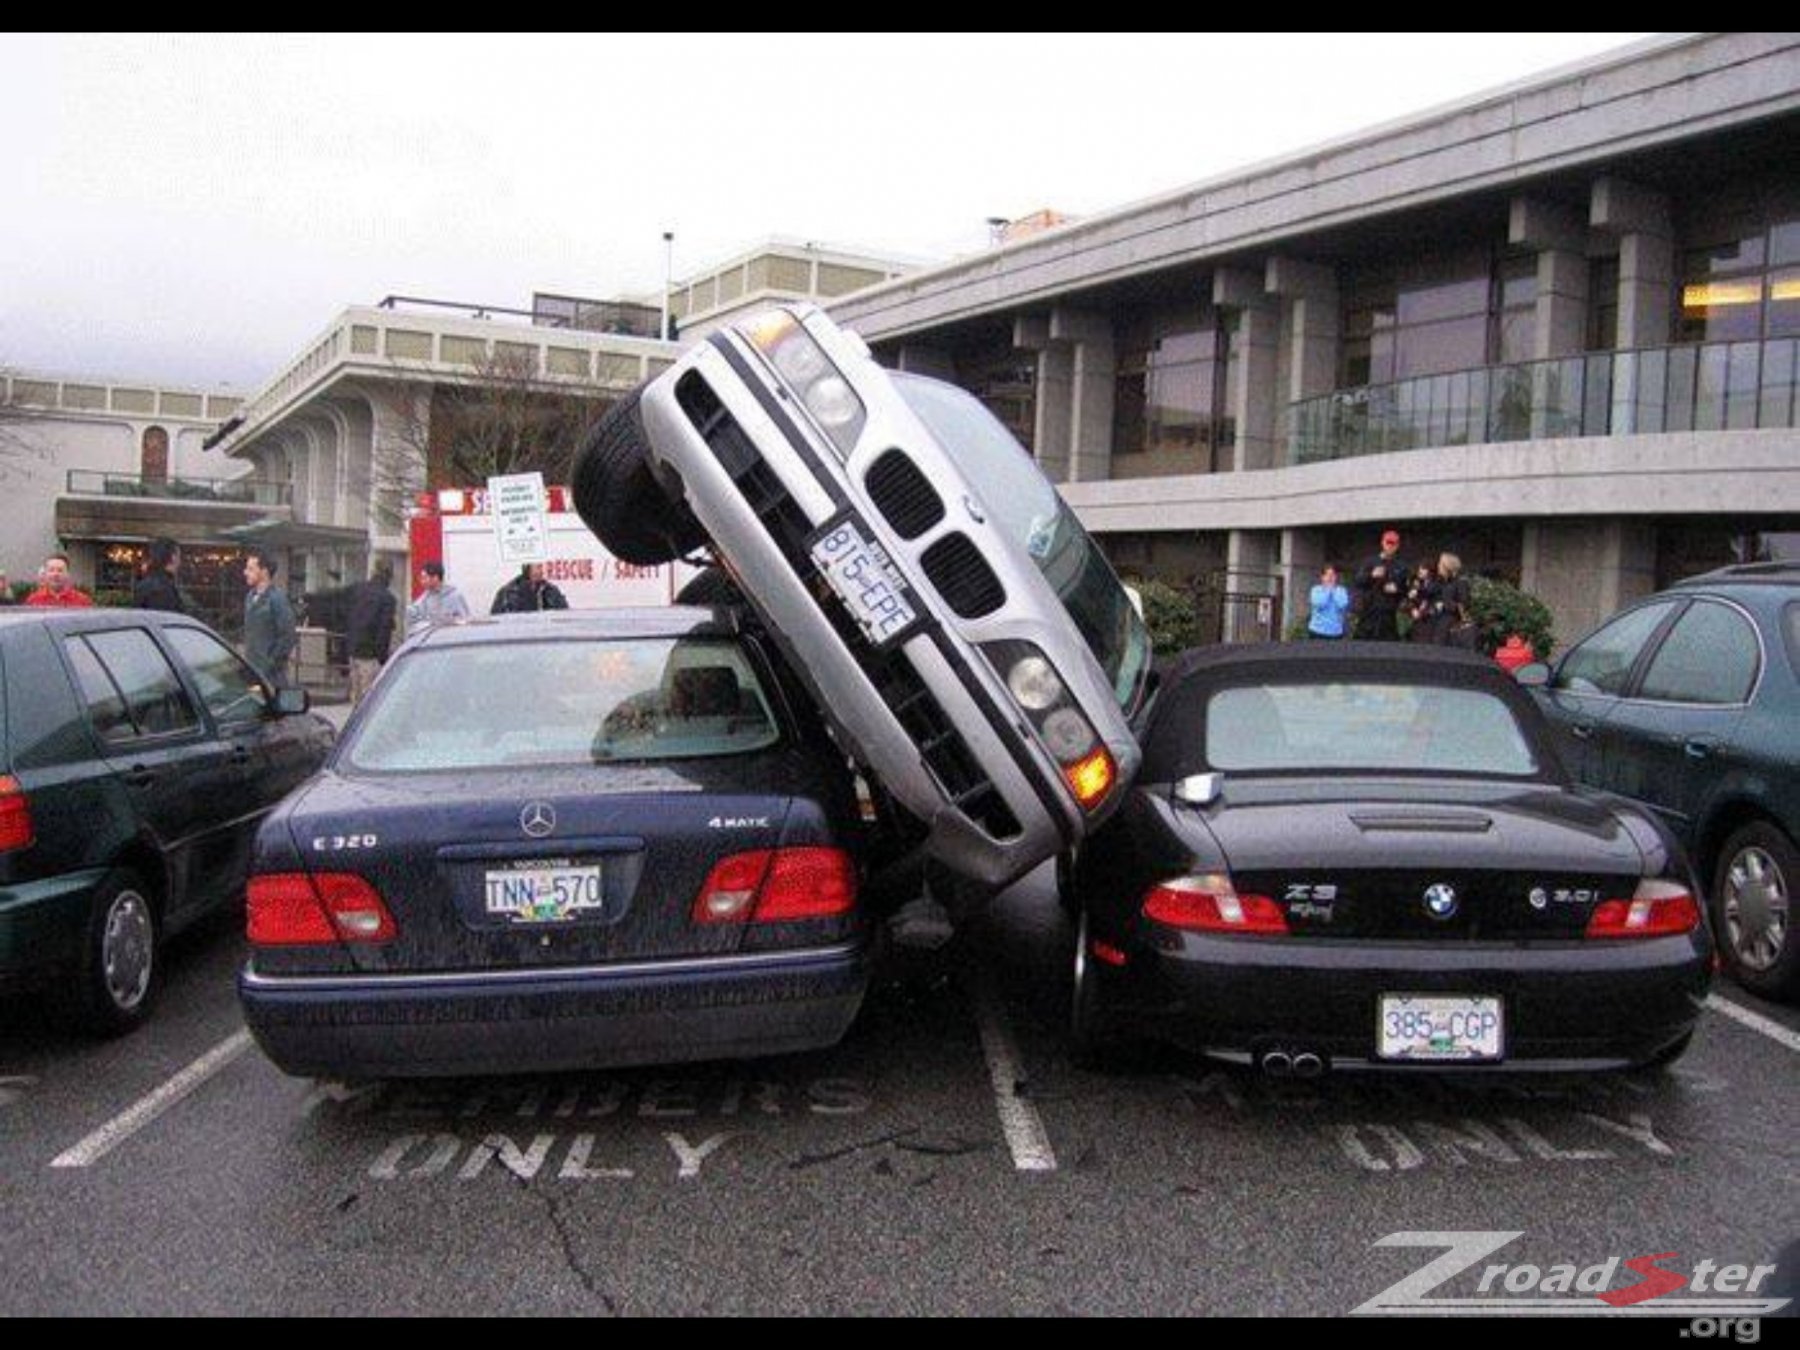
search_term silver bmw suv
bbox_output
[576,304,1151,890]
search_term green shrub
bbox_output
[1133,578,1202,656]
[1467,577,1556,659]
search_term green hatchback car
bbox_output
[1520,562,1800,1002]
[0,609,332,1033]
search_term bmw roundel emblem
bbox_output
[1423,883,1459,920]
[520,801,557,839]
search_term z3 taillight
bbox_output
[1585,879,1701,939]
[1143,873,1288,935]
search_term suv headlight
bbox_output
[981,640,1115,812]
[741,309,866,457]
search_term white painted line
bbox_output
[50,1030,253,1169]
[1706,994,1800,1054]
[970,980,1057,1174]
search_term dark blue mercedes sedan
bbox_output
[239,608,869,1079]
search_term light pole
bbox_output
[661,230,675,340]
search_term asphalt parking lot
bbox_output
[1,862,1795,1316]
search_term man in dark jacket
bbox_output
[491,563,570,615]
[346,562,399,705]
[1353,528,1409,641]
[131,537,191,614]
[243,550,297,688]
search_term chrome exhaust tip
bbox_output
[1260,1050,1293,1077]
[1292,1052,1325,1078]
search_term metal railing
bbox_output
[64,470,292,506]
[1287,336,1800,466]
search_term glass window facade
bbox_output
[1678,198,1800,343]
[1112,305,1234,469]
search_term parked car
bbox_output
[239,608,870,1079]
[570,304,1153,892]
[1066,643,1710,1073]
[0,609,332,1033]
[1520,561,1800,1001]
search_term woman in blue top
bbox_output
[1307,564,1351,639]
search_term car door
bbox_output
[1539,599,1682,785]
[60,627,240,924]
[1601,597,1758,841]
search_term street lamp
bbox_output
[661,230,675,341]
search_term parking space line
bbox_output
[970,979,1057,1174]
[1705,995,1800,1054]
[50,1030,252,1170]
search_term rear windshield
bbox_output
[343,637,780,773]
[1202,682,1539,777]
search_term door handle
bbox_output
[123,765,158,788]
[229,744,253,766]
[1683,739,1716,761]
[1570,724,1594,741]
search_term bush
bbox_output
[1467,577,1556,659]
[1133,578,1202,656]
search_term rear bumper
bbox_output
[0,869,107,981]
[1099,930,1712,1071]
[240,942,870,1079]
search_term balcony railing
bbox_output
[64,470,293,507]
[1286,337,1800,466]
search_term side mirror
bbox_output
[1173,773,1222,807]
[1512,662,1551,688]
[273,686,311,716]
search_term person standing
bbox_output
[1353,529,1407,641]
[346,561,399,705]
[405,560,471,633]
[0,570,13,604]
[1403,561,1439,644]
[25,553,95,608]
[1429,552,1474,648]
[243,550,297,688]
[490,563,570,615]
[1306,564,1351,640]
[131,537,191,614]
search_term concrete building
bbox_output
[666,239,918,338]
[828,31,1800,647]
[0,369,255,626]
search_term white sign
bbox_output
[488,472,550,565]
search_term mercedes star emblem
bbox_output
[520,801,557,839]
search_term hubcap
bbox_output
[1723,846,1789,973]
[102,891,154,1011]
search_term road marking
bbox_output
[50,1030,252,1169]
[970,979,1057,1174]
[1706,995,1800,1054]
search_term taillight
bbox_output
[1585,879,1701,939]
[693,848,857,925]
[1143,873,1288,935]
[248,872,397,946]
[0,776,34,853]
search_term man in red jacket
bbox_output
[24,553,94,608]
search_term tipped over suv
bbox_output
[572,305,1152,890]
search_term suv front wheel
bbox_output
[1713,821,1797,1002]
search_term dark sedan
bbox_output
[239,608,870,1079]
[0,609,331,1033]
[1521,562,1800,1001]
[1067,643,1711,1074]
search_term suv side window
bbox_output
[1637,600,1761,705]
[75,630,201,740]
[1555,601,1678,696]
[163,626,270,727]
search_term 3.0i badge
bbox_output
[1423,883,1459,920]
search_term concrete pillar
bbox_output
[1520,519,1658,648]
[1279,526,1328,636]
[1510,198,1591,362]
[1214,268,1280,473]
[1016,314,1072,484]
[1267,258,1340,466]
[1051,306,1115,485]
[1592,177,1675,348]
[896,345,956,381]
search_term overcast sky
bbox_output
[1,32,1653,392]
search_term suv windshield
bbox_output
[894,374,1152,714]
[343,637,780,772]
